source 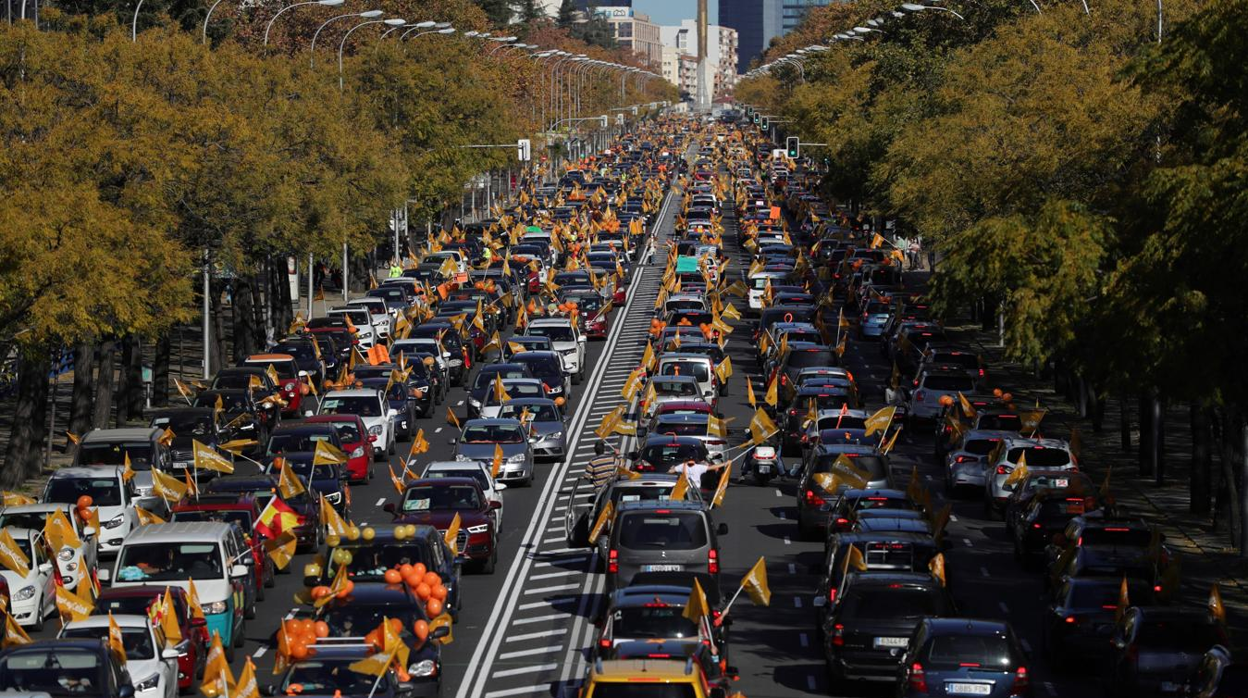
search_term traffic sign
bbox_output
[517,139,531,162]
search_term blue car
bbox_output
[896,618,1032,697]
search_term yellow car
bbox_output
[580,658,729,698]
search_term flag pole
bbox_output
[720,581,747,618]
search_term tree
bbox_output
[474,0,513,26]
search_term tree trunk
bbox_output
[232,274,257,363]
[1191,402,1212,516]
[211,281,227,375]
[69,341,97,440]
[152,332,171,407]
[1218,409,1241,546]
[115,335,136,426]
[1138,391,1153,476]
[274,257,293,333]
[27,358,49,478]
[1074,373,1087,418]
[1090,387,1105,433]
[2,354,50,486]
[93,340,117,429]
[1152,396,1166,486]
[1120,393,1132,452]
[1241,421,1248,557]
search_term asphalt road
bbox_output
[48,138,1106,698]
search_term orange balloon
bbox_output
[431,584,447,601]
[388,618,403,634]
[399,563,414,576]
[992,388,1004,397]
[426,598,443,617]
[396,668,411,682]
[404,571,422,588]
[383,569,402,584]
[313,621,330,638]
[338,580,355,598]
[298,619,315,635]
[413,620,429,641]
[311,584,331,598]
[76,495,93,510]
[364,630,381,651]
[415,583,432,600]
[423,571,441,587]
[290,639,309,661]
[412,563,427,577]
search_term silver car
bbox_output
[943,429,1015,494]
[983,436,1078,518]
[495,397,568,461]
[906,368,979,421]
[644,412,727,461]
[643,375,708,420]
[451,418,535,487]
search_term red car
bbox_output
[303,414,372,483]
[386,478,500,574]
[170,494,276,602]
[244,353,309,417]
[95,585,206,691]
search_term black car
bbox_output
[410,322,469,386]
[269,336,327,387]
[269,452,350,517]
[149,406,235,475]
[466,363,533,418]
[0,639,137,697]
[211,366,283,428]
[1013,491,1093,569]
[511,351,568,401]
[800,486,915,541]
[352,363,435,420]
[824,571,956,685]
[1108,607,1227,698]
[1043,576,1153,667]
[817,532,944,627]
[193,388,268,451]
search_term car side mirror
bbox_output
[97,568,111,584]
[231,564,249,578]
[495,482,507,491]
[298,370,309,378]
[83,526,97,538]
[489,500,502,510]
[118,686,136,698]
[717,523,729,536]
[578,336,587,344]
[162,647,182,660]
[383,503,397,514]
[432,625,451,639]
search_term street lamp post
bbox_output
[382,18,431,39]
[339,17,406,90]
[310,10,383,68]
[399,25,454,40]
[263,0,344,47]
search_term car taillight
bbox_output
[979,368,986,376]
[830,623,845,647]
[954,455,972,463]
[1032,523,1042,529]
[608,549,618,574]
[828,587,837,604]
[835,517,848,527]
[914,390,925,402]
[908,663,928,693]
[997,465,1009,475]
[1010,666,1029,696]
[708,549,719,574]
[599,638,611,649]
[1065,616,1078,624]
[804,489,825,506]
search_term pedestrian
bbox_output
[585,441,618,492]
[388,259,403,278]
[670,457,728,492]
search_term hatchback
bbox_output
[897,618,1032,697]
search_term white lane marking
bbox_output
[774,489,782,497]
[788,563,797,575]
[491,664,558,679]
[506,628,567,643]
[1044,681,1057,696]
[794,596,803,608]
[530,569,579,580]
[799,633,809,648]
[522,583,581,596]
[435,427,443,433]
[1021,639,1032,653]
[542,537,563,545]
[483,683,553,697]
[806,675,817,691]
[375,497,385,506]
[963,538,973,547]
[533,556,586,567]
[981,566,990,578]
[950,514,958,522]
[512,613,565,626]
[253,645,268,658]
[457,400,465,406]
[517,598,577,611]
[784,536,791,546]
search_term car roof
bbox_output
[121,522,234,544]
[49,467,122,480]
[923,618,1011,636]
[462,418,523,428]
[529,318,574,327]
[82,427,161,443]
[323,389,381,398]
[617,500,704,513]
[64,614,150,630]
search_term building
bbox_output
[661,45,682,88]
[658,20,739,100]
[590,6,663,67]
[719,0,832,73]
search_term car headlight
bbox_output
[545,431,564,441]
[325,492,342,504]
[408,660,437,678]
[57,548,74,562]
[203,600,229,615]
[369,425,383,436]
[507,454,526,463]
[15,585,35,601]
[284,382,296,391]
[466,524,489,534]
[103,514,126,529]
[135,674,161,692]
[350,447,364,458]
[469,398,482,408]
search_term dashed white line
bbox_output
[530,569,579,580]
[533,556,586,567]
[999,601,1010,614]
[506,628,567,643]
[457,400,465,406]
[497,646,563,661]
[435,427,443,433]
[483,683,552,697]
[522,583,580,596]
[253,645,268,658]
[491,664,558,679]
[517,598,577,611]
[963,538,973,547]
[806,675,817,691]
[980,566,990,578]
[799,633,809,648]
[513,614,565,625]
[784,536,791,546]
[950,514,958,522]
[794,597,802,608]
[375,497,385,506]
[774,489,782,497]
[788,563,797,575]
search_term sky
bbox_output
[630,0,717,27]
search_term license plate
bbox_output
[757,464,772,474]
[1160,682,1182,694]
[172,461,189,470]
[873,637,907,648]
[641,564,684,572]
[946,683,992,696]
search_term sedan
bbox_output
[451,419,535,487]
[897,618,1032,697]
[495,397,569,462]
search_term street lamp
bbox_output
[339,17,405,89]
[262,0,345,46]
[900,3,966,20]
[381,18,432,39]
[311,10,383,67]
[400,25,454,40]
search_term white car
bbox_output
[0,528,57,629]
[421,460,507,529]
[318,389,395,461]
[41,467,145,555]
[525,318,587,384]
[0,503,99,592]
[984,436,1079,518]
[393,337,454,379]
[59,614,180,698]
[327,306,377,349]
[347,297,393,339]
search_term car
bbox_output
[94,585,206,692]
[0,503,99,592]
[451,419,535,487]
[303,414,373,484]
[0,528,57,629]
[1004,470,1097,538]
[984,437,1079,518]
[346,297,393,338]
[169,494,276,605]
[268,336,328,388]
[72,426,172,499]
[267,453,351,518]
[511,350,570,401]
[630,434,713,476]
[420,461,506,527]
[41,467,152,555]
[494,397,568,461]
[896,618,1032,697]
[580,657,729,698]
[1048,540,1166,600]
[268,645,413,698]
[465,363,532,418]
[387,478,500,573]
[593,584,722,661]
[605,500,726,592]
[656,353,719,409]
[943,429,1015,495]
[202,473,322,552]
[566,471,705,564]
[192,389,267,453]
[526,317,587,383]
[349,361,436,418]
[479,378,550,417]
[354,376,418,441]
[0,639,138,697]
[1046,515,1166,576]
[1190,645,1248,698]
[242,353,311,417]
[147,407,237,477]
[796,445,892,537]
[816,531,945,619]
[824,571,956,685]
[327,305,377,348]
[409,323,470,386]
[802,482,915,541]
[210,366,283,428]
[646,412,728,462]
[58,614,179,698]
[642,376,708,420]
[1108,607,1228,697]
[906,368,980,421]
[1013,490,1097,569]
[502,334,553,360]
[318,388,395,462]
[1042,576,1154,667]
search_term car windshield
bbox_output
[1008,447,1071,468]
[921,633,1017,670]
[497,404,559,422]
[212,373,265,391]
[425,469,489,488]
[0,512,51,531]
[528,326,575,342]
[46,478,122,507]
[461,425,524,444]
[930,353,979,369]
[0,648,102,696]
[1136,619,1222,651]
[194,392,248,412]
[977,414,1020,431]
[283,659,392,694]
[787,350,835,368]
[841,588,939,620]
[267,432,333,455]
[614,606,700,640]
[76,443,153,470]
[817,416,868,431]
[654,381,698,397]
[618,512,708,550]
[325,422,361,443]
[172,509,253,530]
[815,454,887,480]
[248,361,296,379]
[660,362,709,382]
[319,396,382,417]
[963,439,1001,456]
[401,486,482,511]
[1082,528,1152,548]
[516,356,562,376]
[321,604,419,637]
[270,343,317,360]
[116,542,223,582]
[640,442,706,469]
[96,593,182,619]
[328,542,434,580]
[280,460,338,482]
[921,376,976,392]
[150,414,214,437]
[61,626,155,660]
[475,370,527,389]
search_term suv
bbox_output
[41,467,153,554]
[169,493,275,607]
[317,388,395,461]
[73,427,171,499]
[387,478,501,573]
[0,639,138,697]
[896,619,1031,698]
[242,353,310,417]
[906,368,979,422]
[526,317,587,384]
[606,500,726,592]
[984,437,1078,518]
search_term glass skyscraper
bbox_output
[719,0,832,73]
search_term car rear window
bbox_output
[921,633,1017,670]
[660,362,710,382]
[613,606,700,640]
[1081,528,1152,548]
[618,512,708,551]
[963,439,1001,456]
[977,414,1020,430]
[787,350,835,368]
[1137,620,1223,651]
[1008,447,1071,468]
[841,587,940,620]
[815,454,888,480]
[930,354,979,369]
[920,376,976,392]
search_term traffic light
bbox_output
[746,106,754,118]
[753,112,760,125]
[760,116,770,129]
[786,137,800,158]
[517,139,531,162]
